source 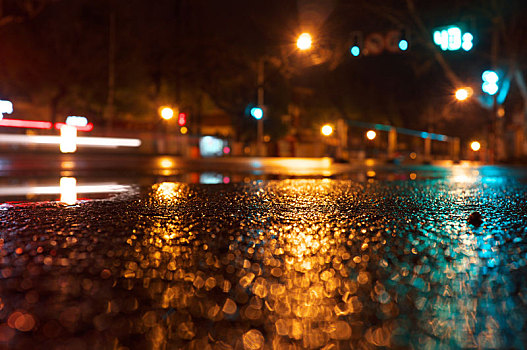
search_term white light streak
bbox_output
[0,134,141,148]
[0,100,13,119]
[60,125,77,153]
[0,183,132,196]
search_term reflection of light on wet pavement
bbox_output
[0,179,132,201]
[450,166,480,183]
[159,157,174,169]
[1,170,526,348]
[59,177,77,205]
[134,178,527,348]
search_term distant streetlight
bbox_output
[455,87,472,101]
[470,141,481,152]
[158,106,177,154]
[296,33,312,50]
[321,124,333,136]
[366,130,376,140]
[252,33,313,155]
[160,107,175,120]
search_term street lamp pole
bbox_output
[257,59,265,156]
[253,32,312,156]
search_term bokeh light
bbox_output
[455,87,472,101]
[470,141,481,151]
[296,33,312,50]
[366,130,376,140]
[160,107,174,120]
[321,124,333,136]
[59,177,77,205]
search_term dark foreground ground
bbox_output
[1,166,527,349]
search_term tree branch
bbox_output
[405,0,462,87]
[0,0,56,27]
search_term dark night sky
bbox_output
[0,0,526,141]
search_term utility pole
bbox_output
[105,2,116,133]
[388,127,397,159]
[487,17,499,163]
[257,59,264,156]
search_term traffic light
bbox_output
[350,45,360,57]
[177,112,187,126]
[250,107,263,120]
[349,31,362,57]
[398,30,408,51]
[482,70,499,95]
[384,30,409,53]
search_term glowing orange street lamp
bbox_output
[321,124,333,136]
[296,33,313,50]
[470,141,481,152]
[455,87,473,101]
[160,107,174,120]
[366,130,376,140]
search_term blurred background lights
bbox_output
[321,124,333,136]
[482,70,499,95]
[497,106,505,118]
[446,27,462,50]
[366,130,377,140]
[0,100,13,119]
[398,39,408,51]
[66,116,88,127]
[433,26,473,51]
[59,177,77,205]
[455,87,472,101]
[482,70,499,84]
[470,141,481,151]
[60,125,77,153]
[199,136,225,157]
[462,33,474,51]
[160,107,174,120]
[350,45,360,57]
[0,134,140,148]
[177,112,187,126]
[250,107,263,120]
[159,158,174,168]
[180,126,188,134]
[0,118,52,129]
[296,32,312,50]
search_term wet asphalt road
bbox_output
[1,166,527,349]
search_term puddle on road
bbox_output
[0,177,136,205]
[2,164,526,205]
